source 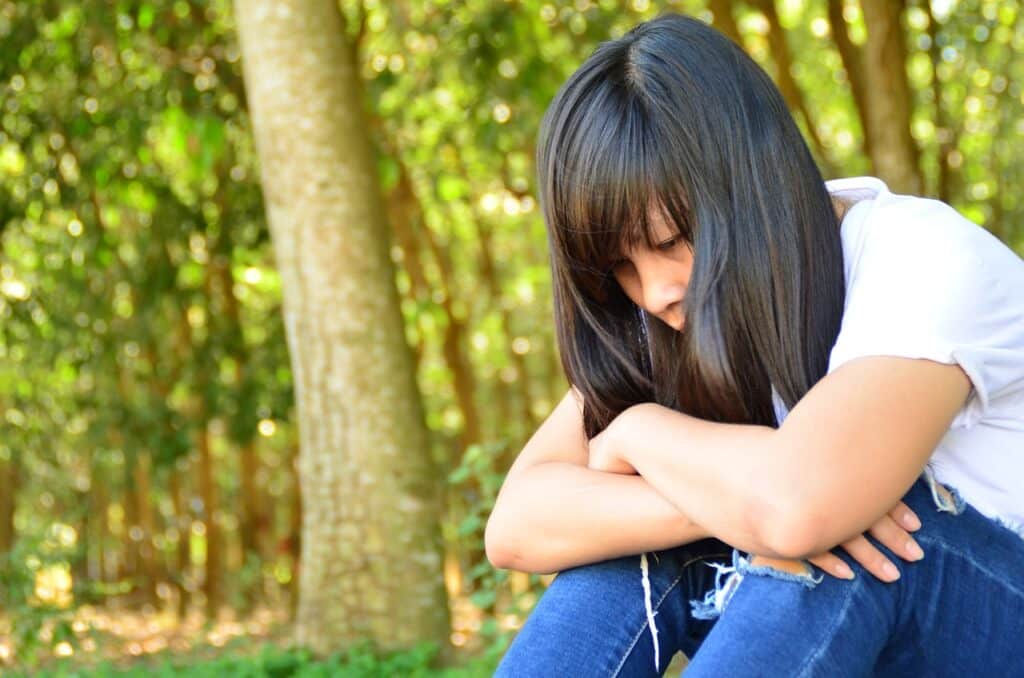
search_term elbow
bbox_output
[484,512,516,570]
[484,510,558,574]
[484,510,532,571]
[742,438,830,559]
[749,487,828,560]
[757,513,823,560]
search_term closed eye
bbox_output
[657,236,682,251]
[607,237,682,272]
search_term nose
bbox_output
[636,258,686,320]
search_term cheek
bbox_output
[679,251,695,282]
[613,271,642,304]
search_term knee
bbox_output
[691,550,823,621]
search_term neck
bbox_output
[831,195,854,224]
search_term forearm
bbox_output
[485,461,712,574]
[618,404,791,557]
[617,357,973,560]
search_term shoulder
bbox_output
[827,181,1024,428]
[837,182,1023,313]
[845,186,1020,277]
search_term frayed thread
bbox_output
[639,553,660,671]
[923,465,966,515]
[739,556,823,589]
[690,553,744,621]
[690,549,823,621]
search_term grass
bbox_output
[14,641,500,677]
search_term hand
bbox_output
[587,412,639,475]
[807,500,923,582]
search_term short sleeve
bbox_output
[828,196,1024,430]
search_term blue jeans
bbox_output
[495,470,1024,676]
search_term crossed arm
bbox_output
[487,355,970,578]
[589,355,972,559]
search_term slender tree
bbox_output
[826,0,872,160]
[0,449,16,555]
[860,0,924,193]
[233,0,450,654]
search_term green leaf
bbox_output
[437,174,467,200]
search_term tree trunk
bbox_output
[168,462,192,618]
[859,0,924,193]
[92,466,109,584]
[120,463,138,588]
[708,0,742,46]
[196,418,222,619]
[286,440,302,620]
[133,452,159,606]
[826,0,872,160]
[748,0,835,175]
[233,0,450,655]
[211,228,271,572]
[413,183,481,450]
[238,441,266,554]
[0,451,16,555]
[384,161,431,369]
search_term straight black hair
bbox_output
[537,13,846,437]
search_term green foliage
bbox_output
[445,441,535,654]
[23,642,498,677]
[2,0,1024,670]
[0,535,80,667]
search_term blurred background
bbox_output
[0,0,1021,674]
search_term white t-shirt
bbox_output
[772,176,1024,534]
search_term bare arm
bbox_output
[485,388,712,574]
[606,356,969,559]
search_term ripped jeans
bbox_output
[494,469,1024,676]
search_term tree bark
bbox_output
[286,440,302,620]
[92,465,109,585]
[859,0,924,193]
[748,0,835,175]
[708,0,742,46]
[825,0,872,160]
[0,451,16,556]
[384,166,430,368]
[210,214,272,574]
[233,0,450,655]
[132,451,159,606]
[168,462,192,618]
[118,444,139,590]
[196,419,222,619]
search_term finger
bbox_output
[839,534,901,583]
[868,513,925,563]
[807,552,855,580]
[888,501,921,531]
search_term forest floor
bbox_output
[1,604,291,672]
[0,593,508,674]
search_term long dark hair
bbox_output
[537,13,846,438]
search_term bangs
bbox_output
[542,84,695,301]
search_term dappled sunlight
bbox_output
[0,604,290,670]
[2,0,1022,673]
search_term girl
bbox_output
[485,13,1024,677]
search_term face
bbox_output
[611,209,693,331]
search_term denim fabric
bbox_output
[495,473,1024,677]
